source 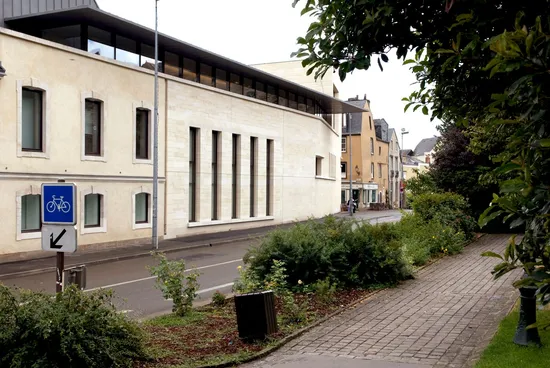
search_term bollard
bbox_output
[513,286,541,347]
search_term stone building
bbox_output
[0,0,364,261]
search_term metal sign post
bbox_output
[41,180,77,293]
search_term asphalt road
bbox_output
[2,211,403,319]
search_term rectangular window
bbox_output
[266,139,273,216]
[278,89,288,106]
[341,162,347,179]
[42,25,81,48]
[135,193,149,223]
[164,51,181,77]
[200,63,213,86]
[212,131,220,220]
[379,146,382,155]
[341,137,346,152]
[232,134,241,219]
[84,194,101,228]
[379,163,383,178]
[255,81,266,100]
[370,137,374,155]
[140,43,161,71]
[215,68,228,90]
[183,58,197,81]
[21,195,41,232]
[136,109,149,159]
[371,163,375,179]
[298,95,307,112]
[22,88,43,151]
[288,92,297,109]
[230,73,242,94]
[115,35,139,66]
[87,26,114,59]
[189,127,199,222]
[369,116,373,130]
[315,156,323,176]
[306,98,315,114]
[85,99,101,156]
[244,77,255,98]
[267,85,278,104]
[250,137,257,217]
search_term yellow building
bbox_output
[340,96,389,208]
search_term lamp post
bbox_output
[401,128,409,150]
[152,0,159,250]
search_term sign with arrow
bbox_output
[41,225,77,253]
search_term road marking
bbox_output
[166,282,235,301]
[85,259,243,292]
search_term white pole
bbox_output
[152,0,159,249]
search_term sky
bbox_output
[97,0,440,150]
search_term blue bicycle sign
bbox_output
[46,195,71,214]
[41,183,77,225]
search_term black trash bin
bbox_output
[234,290,278,341]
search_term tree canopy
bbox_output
[292,0,550,305]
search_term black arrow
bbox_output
[50,229,67,249]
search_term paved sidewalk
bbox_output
[245,234,521,368]
[0,210,401,279]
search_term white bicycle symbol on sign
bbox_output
[46,195,71,214]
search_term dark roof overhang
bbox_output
[5,6,367,115]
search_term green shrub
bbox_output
[148,252,200,317]
[395,213,467,266]
[412,192,477,238]
[312,277,337,305]
[243,216,410,289]
[211,290,226,307]
[0,284,147,368]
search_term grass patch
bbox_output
[475,305,550,368]
[134,290,371,368]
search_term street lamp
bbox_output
[401,128,409,150]
[152,0,159,250]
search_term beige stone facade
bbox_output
[0,28,343,260]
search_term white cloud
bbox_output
[97,0,440,149]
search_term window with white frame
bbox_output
[341,137,346,152]
[341,162,347,178]
[21,194,41,232]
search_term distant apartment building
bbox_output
[400,136,439,181]
[388,128,403,209]
[338,96,392,208]
[0,0,364,261]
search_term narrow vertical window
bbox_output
[85,99,101,155]
[232,134,240,219]
[136,108,149,159]
[22,88,43,151]
[21,195,41,232]
[189,127,199,222]
[212,131,220,220]
[370,137,374,155]
[250,137,257,217]
[84,194,101,227]
[135,193,149,223]
[266,139,273,216]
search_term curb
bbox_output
[195,289,383,368]
[0,235,261,280]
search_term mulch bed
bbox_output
[134,289,371,368]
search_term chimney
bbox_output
[364,94,367,100]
